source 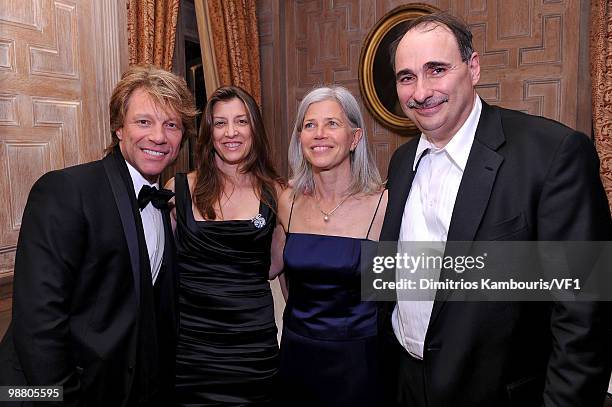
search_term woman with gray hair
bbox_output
[277,85,387,406]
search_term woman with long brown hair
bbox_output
[166,86,284,405]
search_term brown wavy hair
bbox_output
[194,86,283,220]
[106,64,198,154]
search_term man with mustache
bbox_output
[0,65,198,406]
[379,11,612,407]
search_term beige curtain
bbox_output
[194,1,220,96]
[196,0,262,105]
[127,0,180,71]
[591,1,612,213]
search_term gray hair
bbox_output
[288,85,383,195]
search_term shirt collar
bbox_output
[125,160,159,198]
[412,96,482,171]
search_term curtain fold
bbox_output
[590,1,612,213]
[194,0,221,97]
[127,0,180,71]
[205,0,262,105]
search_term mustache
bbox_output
[407,97,449,109]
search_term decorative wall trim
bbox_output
[92,0,129,156]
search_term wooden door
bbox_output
[0,0,127,336]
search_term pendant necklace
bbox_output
[314,189,351,222]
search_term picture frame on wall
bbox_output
[358,4,438,135]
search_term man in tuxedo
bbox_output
[379,12,612,407]
[0,65,197,406]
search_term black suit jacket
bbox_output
[0,149,177,406]
[380,101,612,407]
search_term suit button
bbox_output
[128,364,134,372]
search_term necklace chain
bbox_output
[314,190,351,222]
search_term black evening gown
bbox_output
[174,173,278,406]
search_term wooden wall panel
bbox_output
[0,0,94,276]
[258,0,588,180]
[0,95,18,125]
[257,0,289,176]
[0,0,128,337]
[5,143,52,228]
[29,1,79,78]
[0,39,15,69]
[471,0,582,128]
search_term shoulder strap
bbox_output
[174,173,188,222]
[366,191,385,239]
[287,193,296,233]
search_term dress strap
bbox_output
[174,173,187,224]
[287,194,296,233]
[365,190,385,240]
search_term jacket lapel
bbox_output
[159,208,177,333]
[380,141,419,241]
[102,149,141,302]
[429,101,505,326]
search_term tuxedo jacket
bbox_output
[0,149,178,406]
[379,101,612,407]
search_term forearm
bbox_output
[268,223,286,279]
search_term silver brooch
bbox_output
[251,213,266,228]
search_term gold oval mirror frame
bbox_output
[359,4,439,135]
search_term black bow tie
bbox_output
[137,185,174,210]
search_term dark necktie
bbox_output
[138,185,174,210]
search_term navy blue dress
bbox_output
[278,196,384,407]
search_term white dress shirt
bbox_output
[392,96,482,359]
[126,162,165,285]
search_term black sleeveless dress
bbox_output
[174,173,278,406]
